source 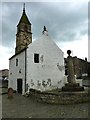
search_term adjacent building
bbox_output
[65,57,90,79]
[0,69,9,80]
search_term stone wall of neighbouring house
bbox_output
[64,57,90,79]
[29,89,90,104]
[0,69,9,79]
[87,62,90,77]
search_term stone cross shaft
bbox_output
[67,56,76,83]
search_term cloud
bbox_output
[0,45,15,69]
[0,2,89,69]
[57,34,88,59]
[28,2,88,42]
[0,3,2,46]
[2,3,21,47]
[1,2,88,47]
[1,0,89,2]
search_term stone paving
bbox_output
[2,90,89,118]
[0,84,2,119]
[0,94,2,119]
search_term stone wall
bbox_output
[64,57,90,79]
[29,89,90,104]
[0,69,9,79]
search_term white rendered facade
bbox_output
[9,51,26,94]
[9,32,65,94]
[26,33,65,91]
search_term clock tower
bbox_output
[15,3,32,54]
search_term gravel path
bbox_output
[2,92,89,118]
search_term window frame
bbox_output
[34,53,39,63]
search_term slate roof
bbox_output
[17,9,31,26]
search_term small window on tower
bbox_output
[24,25,28,32]
[34,54,39,63]
[16,58,18,66]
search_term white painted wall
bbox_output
[76,79,82,86]
[26,34,65,91]
[9,51,25,94]
[9,33,65,93]
[63,75,83,86]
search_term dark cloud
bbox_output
[1,2,88,48]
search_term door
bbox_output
[17,79,22,94]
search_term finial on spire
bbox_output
[23,3,25,12]
[42,26,48,36]
[44,26,47,31]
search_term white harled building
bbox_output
[9,5,65,94]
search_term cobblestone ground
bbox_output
[2,91,89,118]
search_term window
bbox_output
[16,58,18,66]
[24,25,28,32]
[34,53,39,63]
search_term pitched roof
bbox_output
[28,30,64,56]
[9,47,27,60]
[17,9,31,26]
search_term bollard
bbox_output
[8,88,13,98]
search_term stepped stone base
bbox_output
[62,83,84,92]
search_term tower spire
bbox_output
[16,3,32,54]
[23,3,25,12]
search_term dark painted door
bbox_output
[17,79,22,94]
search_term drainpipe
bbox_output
[25,47,27,93]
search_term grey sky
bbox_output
[2,2,88,46]
[0,1,89,69]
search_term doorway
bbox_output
[17,79,22,94]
